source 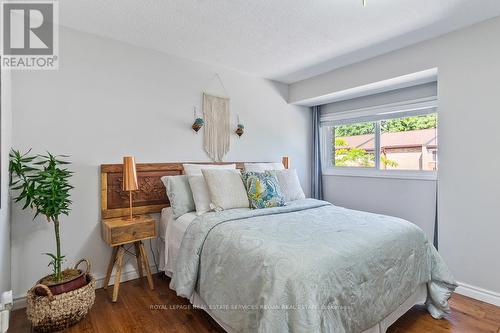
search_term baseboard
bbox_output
[12,296,26,311]
[13,264,159,310]
[93,264,159,290]
[455,281,500,307]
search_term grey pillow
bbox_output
[161,175,195,218]
[201,169,250,211]
[266,169,305,202]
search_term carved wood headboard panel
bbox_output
[100,157,289,219]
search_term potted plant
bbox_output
[235,123,245,137]
[192,117,204,132]
[9,149,95,331]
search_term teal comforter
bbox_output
[170,199,456,333]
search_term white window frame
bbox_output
[320,97,438,181]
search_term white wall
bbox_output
[10,27,310,300]
[324,177,436,242]
[290,16,500,297]
[0,70,12,293]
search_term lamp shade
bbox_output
[122,156,138,191]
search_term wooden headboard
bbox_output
[100,157,289,219]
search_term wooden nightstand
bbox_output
[101,214,156,302]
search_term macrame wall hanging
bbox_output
[203,74,230,162]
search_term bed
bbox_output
[100,160,456,333]
[163,201,455,333]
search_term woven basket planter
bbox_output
[26,274,96,332]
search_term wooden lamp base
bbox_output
[127,190,134,221]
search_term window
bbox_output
[321,98,438,179]
[380,114,437,171]
[333,121,376,168]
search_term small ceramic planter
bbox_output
[236,124,244,137]
[192,118,204,132]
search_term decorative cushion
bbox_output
[188,175,212,215]
[161,175,195,218]
[266,169,305,202]
[201,169,249,211]
[242,172,285,209]
[183,163,236,214]
[244,162,285,172]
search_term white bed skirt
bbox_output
[158,238,166,272]
[164,270,427,333]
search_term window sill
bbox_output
[322,168,437,181]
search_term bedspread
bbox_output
[170,199,456,333]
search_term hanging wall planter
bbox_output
[191,106,204,133]
[235,114,244,137]
[192,117,204,132]
[236,123,244,137]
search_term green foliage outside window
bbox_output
[335,122,375,137]
[334,138,375,167]
[381,114,437,133]
[334,138,397,168]
[335,114,437,136]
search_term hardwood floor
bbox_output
[10,274,500,332]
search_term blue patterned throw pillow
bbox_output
[242,171,286,209]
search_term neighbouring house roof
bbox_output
[337,128,437,151]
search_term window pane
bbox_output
[380,113,438,171]
[333,122,375,168]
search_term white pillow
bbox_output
[183,164,236,215]
[188,175,212,215]
[201,169,249,211]
[244,162,284,172]
[161,175,195,218]
[183,163,236,176]
[267,169,305,202]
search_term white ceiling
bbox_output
[59,0,500,83]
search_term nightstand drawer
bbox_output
[102,215,156,246]
[110,222,155,244]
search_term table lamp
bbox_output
[122,156,138,220]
